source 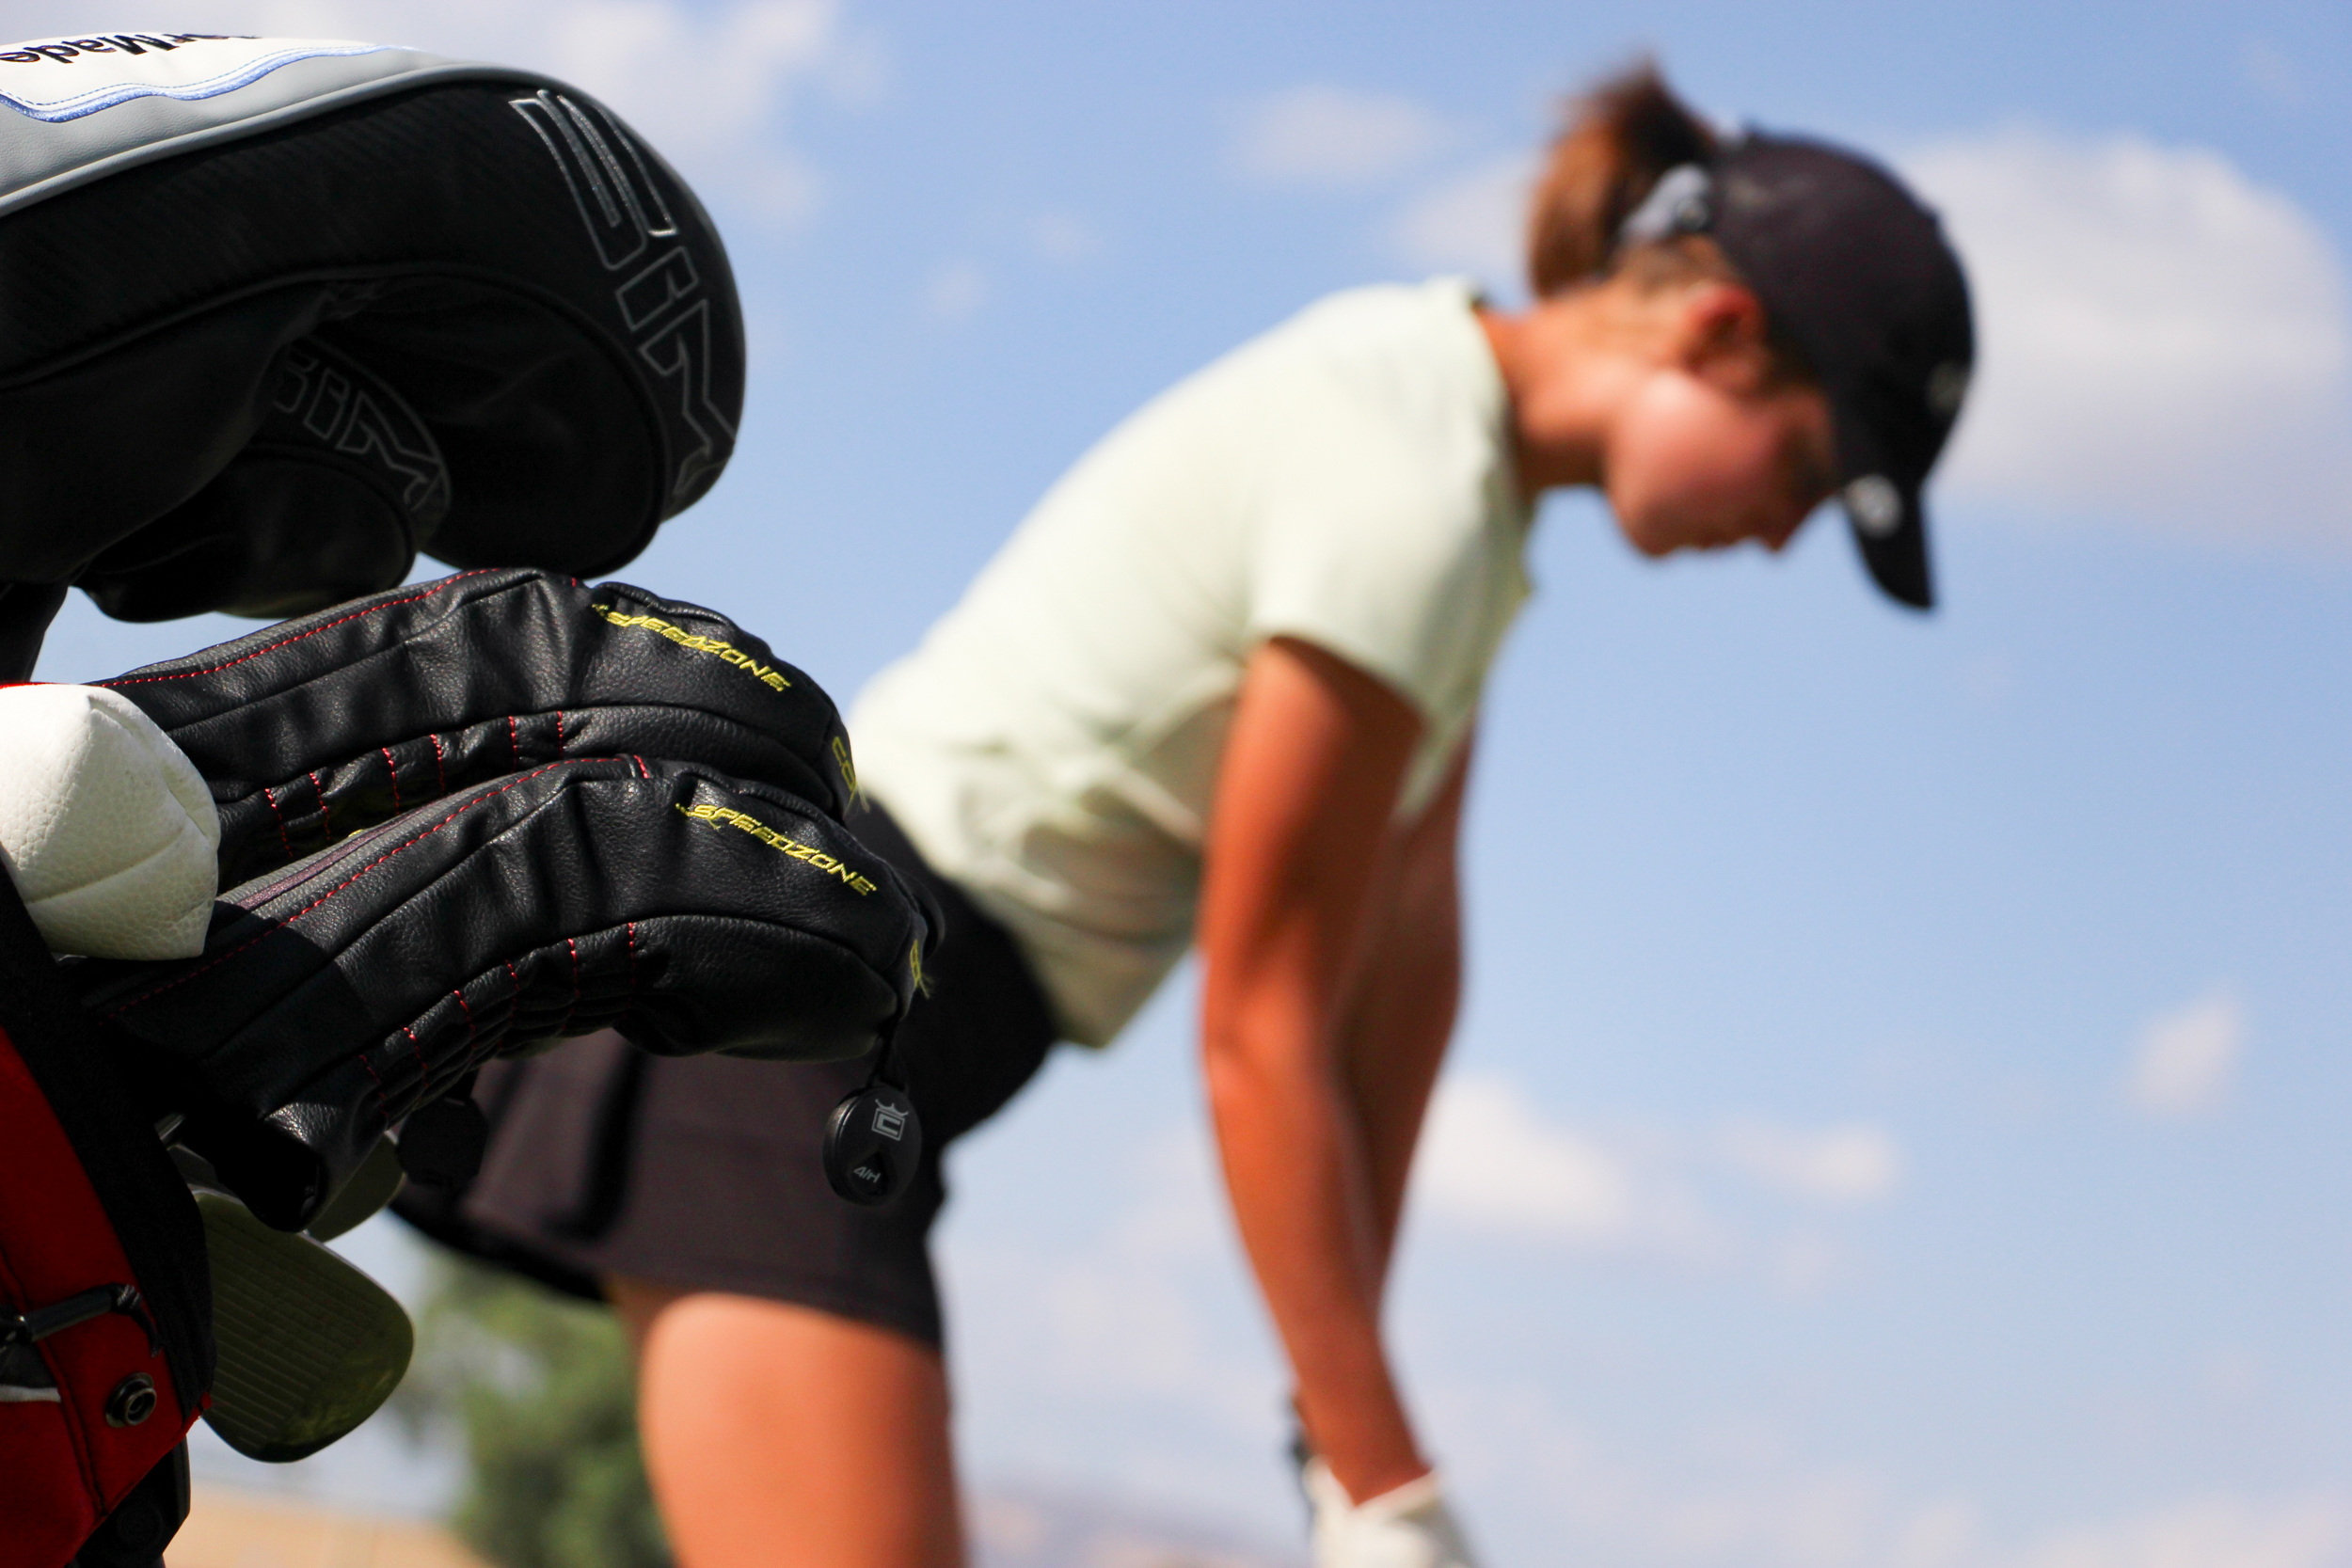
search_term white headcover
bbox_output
[0,33,478,216]
[0,682,219,958]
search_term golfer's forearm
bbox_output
[1336,900,1459,1273]
[1336,762,1467,1276]
[1204,1016,1427,1501]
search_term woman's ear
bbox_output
[1674,282,1776,388]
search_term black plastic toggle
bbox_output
[821,1053,922,1207]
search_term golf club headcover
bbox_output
[0,684,219,959]
[97,568,859,890]
[71,758,938,1231]
[0,33,742,676]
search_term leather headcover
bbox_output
[66,570,936,1231]
[0,33,744,673]
[101,568,861,888]
[76,757,933,1228]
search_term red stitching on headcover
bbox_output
[557,935,583,1034]
[355,1048,390,1120]
[452,987,476,1046]
[309,771,330,838]
[98,571,497,687]
[626,921,636,992]
[399,1023,425,1076]
[101,761,577,1021]
[382,748,401,813]
[262,784,294,863]
[429,732,447,794]
[555,709,565,754]
[507,714,519,768]
[632,754,649,780]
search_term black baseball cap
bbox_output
[1617,135,1974,609]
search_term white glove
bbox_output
[1305,1456,1482,1568]
[0,683,219,958]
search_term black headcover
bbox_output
[101,567,861,888]
[63,569,936,1231]
[0,34,744,672]
[75,756,932,1229]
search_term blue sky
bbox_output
[14,4,2351,1564]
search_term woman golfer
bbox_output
[433,63,1973,1568]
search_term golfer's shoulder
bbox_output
[1228,277,1492,404]
[1254,279,1504,483]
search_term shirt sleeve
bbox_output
[1244,381,1500,724]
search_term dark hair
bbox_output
[1527,62,1724,296]
[1527,62,1816,384]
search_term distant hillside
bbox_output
[972,1486,1302,1568]
[172,1487,484,1568]
[172,1481,1300,1568]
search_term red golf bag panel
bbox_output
[0,1029,192,1568]
[0,868,210,1568]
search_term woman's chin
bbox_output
[1614,517,1703,560]
[1610,506,1677,559]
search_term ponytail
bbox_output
[1526,63,1720,296]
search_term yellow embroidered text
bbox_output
[675,801,878,895]
[593,604,790,691]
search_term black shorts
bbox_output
[392,802,1059,1350]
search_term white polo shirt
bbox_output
[850,278,1534,1046]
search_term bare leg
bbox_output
[609,1277,964,1568]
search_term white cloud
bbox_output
[1413,1072,1900,1275]
[2125,990,2247,1118]
[1029,211,1104,265]
[2012,1494,2352,1568]
[1900,126,2352,542]
[938,1121,1293,1511]
[1434,1369,2351,1568]
[1390,153,1533,290]
[1895,1499,1985,1568]
[0,1,856,223]
[2239,39,2312,111]
[1228,84,1454,189]
[1416,1072,1645,1245]
[1723,1119,1904,1206]
[921,260,989,324]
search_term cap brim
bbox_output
[1830,396,1935,610]
[1844,483,1933,610]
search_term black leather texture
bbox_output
[0,73,742,655]
[72,757,936,1220]
[103,568,858,888]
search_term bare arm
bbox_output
[1199,636,1467,1504]
[1336,740,1468,1293]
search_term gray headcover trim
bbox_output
[0,33,564,218]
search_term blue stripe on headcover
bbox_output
[0,36,400,123]
[0,35,551,218]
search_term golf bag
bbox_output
[0,32,806,1567]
